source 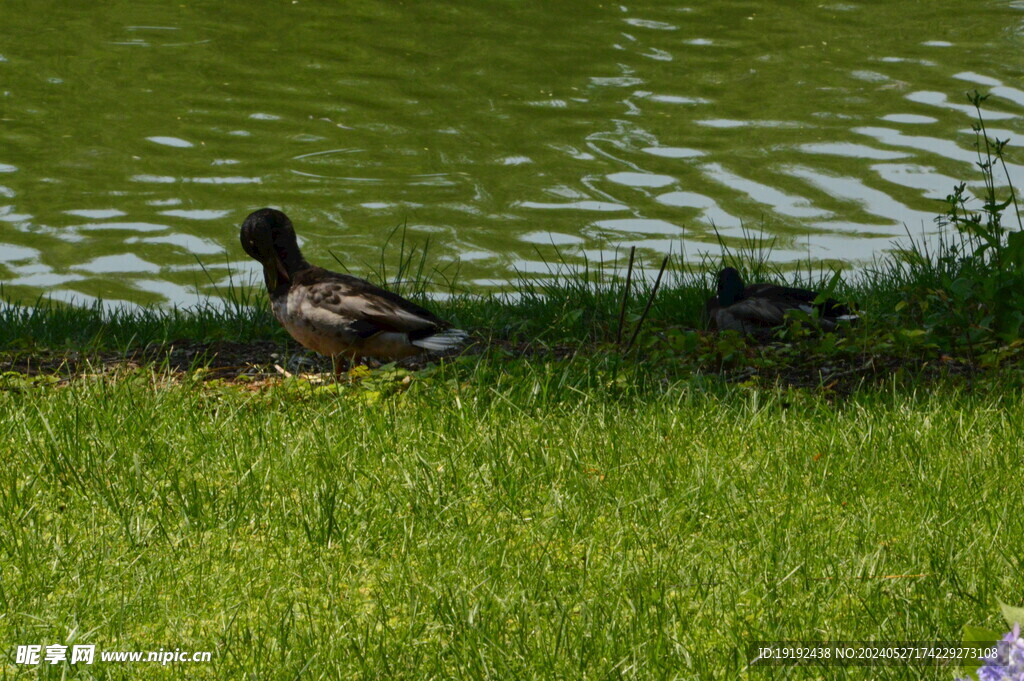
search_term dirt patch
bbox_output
[0,335,981,394]
[0,336,581,384]
[1,340,288,383]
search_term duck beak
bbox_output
[263,254,290,291]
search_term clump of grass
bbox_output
[327,221,464,300]
[0,268,285,352]
[901,93,1022,345]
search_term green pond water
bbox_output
[1,0,1023,306]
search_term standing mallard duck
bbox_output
[705,267,856,336]
[240,208,467,367]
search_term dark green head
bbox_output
[716,267,746,306]
[240,208,309,292]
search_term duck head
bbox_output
[240,208,309,292]
[716,267,746,306]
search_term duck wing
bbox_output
[293,268,449,338]
[746,284,816,304]
[716,296,788,330]
[748,284,852,317]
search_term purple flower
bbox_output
[979,665,1010,681]
[970,624,1024,681]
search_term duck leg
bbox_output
[332,352,366,382]
[331,355,349,382]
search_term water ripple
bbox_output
[76,254,161,274]
[79,221,169,232]
[159,209,231,220]
[905,90,1019,119]
[146,136,194,148]
[65,209,128,219]
[516,200,629,212]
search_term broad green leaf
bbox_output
[961,625,1002,681]
[950,277,975,301]
[963,624,1001,644]
[999,601,1024,628]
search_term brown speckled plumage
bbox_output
[240,208,467,365]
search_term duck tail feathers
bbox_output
[412,328,469,352]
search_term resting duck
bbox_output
[240,208,468,367]
[705,267,856,336]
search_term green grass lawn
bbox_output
[1,347,1021,679]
